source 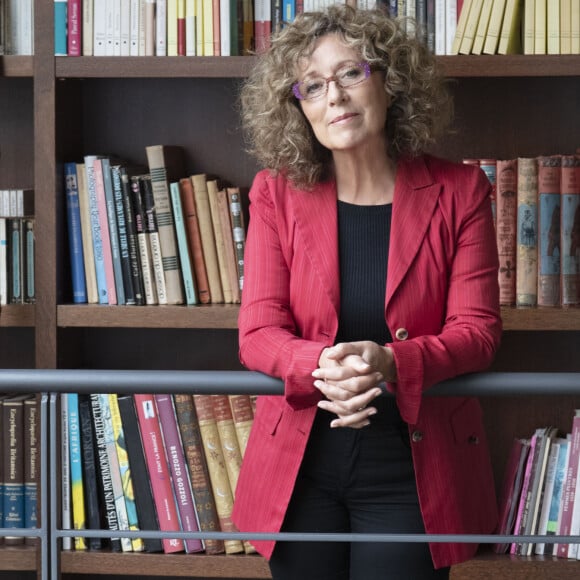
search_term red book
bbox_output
[177,0,186,56]
[67,0,82,56]
[496,159,518,306]
[133,394,184,554]
[154,394,204,553]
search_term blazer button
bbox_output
[468,435,480,445]
[395,328,409,341]
[411,430,423,443]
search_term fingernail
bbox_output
[312,369,321,377]
[367,408,377,416]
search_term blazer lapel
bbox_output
[387,157,442,305]
[292,180,340,318]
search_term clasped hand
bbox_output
[312,341,396,429]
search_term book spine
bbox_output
[23,218,34,304]
[23,397,38,544]
[133,394,184,553]
[154,394,204,553]
[101,158,126,305]
[64,163,88,303]
[82,0,94,55]
[193,395,244,554]
[173,394,225,555]
[537,155,562,307]
[90,394,122,552]
[2,396,25,544]
[78,395,103,550]
[216,186,241,303]
[166,0,177,56]
[7,218,23,303]
[546,437,570,554]
[185,0,196,55]
[93,0,107,55]
[130,0,140,55]
[54,0,68,56]
[108,394,144,552]
[130,175,158,305]
[68,0,82,56]
[169,181,197,305]
[227,187,246,293]
[145,145,185,305]
[516,157,539,307]
[561,155,580,307]
[61,394,72,550]
[0,218,7,305]
[179,178,211,303]
[120,0,131,55]
[535,439,561,555]
[228,394,254,456]
[117,395,163,553]
[157,0,168,55]
[111,165,137,305]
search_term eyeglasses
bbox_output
[292,62,372,101]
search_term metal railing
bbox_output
[1,369,580,580]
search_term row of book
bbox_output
[0,394,38,544]
[64,145,246,306]
[61,392,255,554]
[465,155,580,308]
[0,218,36,306]
[453,0,580,56]
[496,409,580,558]
[0,1,34,55]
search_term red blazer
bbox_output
[233,155,502,569]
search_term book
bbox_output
[472,0,494,54]
[496,159,518,306]
[23,218,35,304]
[2,394,28,545]
[494,437,530,554]
[483,0,508,54]
[191,174,224,303]
[516,157,539,307]
[54,0,68,56]
[0,218,7,305]
[179,177,211,303]
[23,396,38,544]
[228,394,254,456]
[7,218,23,303]
[67,393,88,551]
[173,394,224,555]
[82,0,94,55]
[572,0,580,53]
[193,395,244,554]
[536,0,548,55]
[154,394,204,553]
[157,0,168,56]
[459,0,484,54]
[64,163,88,304]
[78,395,103,550]
[145,144,186,305]
[522,0,535,54]
[169,181,197,305]
[451,0,474,54]
[61,394,72,550]
[560,155,580,307]
[498,0,524,54]
[108,394,144,552]
[133,394,184,553]
[556,410,580,558]
[93,0,107,56]
[68,0,82,56]
[76,162,99,304]
[537,155,562,307]
[117,395,163,553]
[89,394,122,552]
[227,187,246,294]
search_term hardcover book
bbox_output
[61,394,72,550]
[227,187,247,293]
[560,155,580,307]
[23,396,38,544]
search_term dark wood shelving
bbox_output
[60,551,271,578]
[0,545,37,571]
[0,304,35,327]
[0,55,34,77]
[53,54,580,80]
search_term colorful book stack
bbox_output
[59,392,254,554]
[64,145,247,306]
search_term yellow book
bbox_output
[560,0,572,53]
[167,0,179,56]
[523,0,536,53]
[203,0,214,55]
[452,0,474,54]
[108,394,145,553]
[572,0,580,53]
[498,0,524,54]
[547,0,560,54]
[534,0,547,53]
[484,0,508,53]
[196,0,204,55]
[473,0,495,54]
[459,0,485,54]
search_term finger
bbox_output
[329,407,378,429]
[314,375,383,399]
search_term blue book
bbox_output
[101,158,126,305]
[282,0,295,24]
[54,0,68,56]
[170,182,197,305]
[65,163,88,303]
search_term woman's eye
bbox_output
[305,80,324,94]
[341,66,363,80]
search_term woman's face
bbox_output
[295,34,389,155]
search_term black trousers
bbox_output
[269,401,450,580]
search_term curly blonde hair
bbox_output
[240,4,453,188]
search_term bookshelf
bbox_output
[0,1,578,578]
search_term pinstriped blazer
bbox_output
[233,155,502,569]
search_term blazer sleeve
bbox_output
[389,167,502,425]
[238,172,329,409]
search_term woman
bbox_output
[233,6,501,579]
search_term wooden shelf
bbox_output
[0,304,35,327]
[55,304,580,332]
[57,304,239,329]
[0,545,37,571]
[60,551,271,578]
[0,56,34,77]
